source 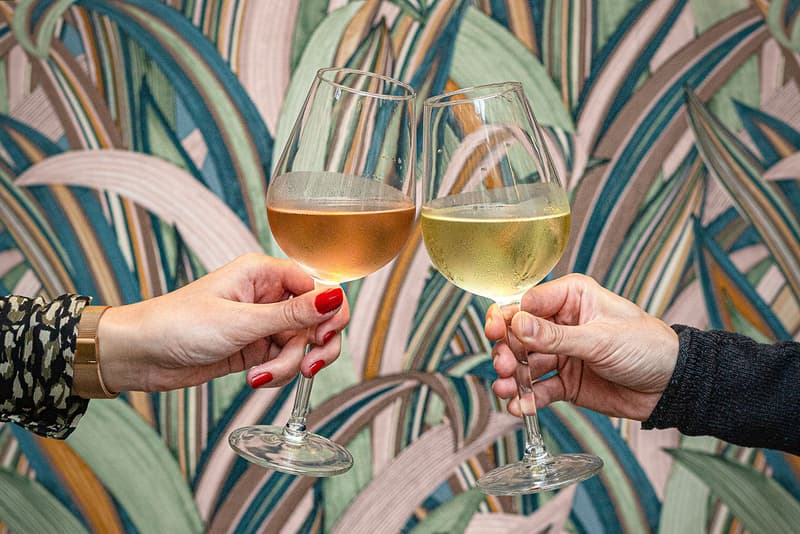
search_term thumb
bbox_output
[240,287,344,335]
[511,311,597,358]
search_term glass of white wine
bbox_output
[229,67,416,476]
[420,82,603,494]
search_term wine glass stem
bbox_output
[283,279,336,444]
[283,346,315,444]
[506,323,551,463]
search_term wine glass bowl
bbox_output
[266,172,416,284]
[229,68,416,476]
[420,81,603,494]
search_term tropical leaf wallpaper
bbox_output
[0,0,799,532]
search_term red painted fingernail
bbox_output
[309,360,325,377]
[250,372,273,388]
[322,331,335,345]
[315,288,343,314]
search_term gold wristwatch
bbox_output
[73,305,119,399]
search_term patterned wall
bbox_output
[1,0,799,532]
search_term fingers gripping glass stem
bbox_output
[476,309,603,495]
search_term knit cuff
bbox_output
[642,324,705,432]
[642,324,800,454]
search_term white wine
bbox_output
[421,201,570,303]
[268,172,415,284]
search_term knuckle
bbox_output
[571,273,596,294]
[280,300,305,328]
[231,253,260,275]
[543,322,566,351]
[564,273,585,286]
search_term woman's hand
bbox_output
[96,254,350,392]
[485,274,679,421]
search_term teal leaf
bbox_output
[451,6,575,132]
[68,399,204,534]
[667,448,800,534]
[767,0,800,52]
[686,88,800,303]
[735,101,800,167]
[0,468,88,534]
[408,488,484,534]
[11,0,78,59]
[691,216,790,339]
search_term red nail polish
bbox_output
[309,360,325,377]
[322,331,335,345]
[315,288,343,314]
[250,372,273,388]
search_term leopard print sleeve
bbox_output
[0,294,91,439]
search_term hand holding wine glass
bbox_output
[420,82,603,494]
[229,68,416,476]
[485,274,679,421]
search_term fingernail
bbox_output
[309,360,325,377]
[517,314,537,336]
[321,331,335,345]
[250,372,273,388]
[315,288,344,314]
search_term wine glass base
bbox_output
[477,453,603,495]
[228,425,353,477]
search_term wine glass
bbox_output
[420,82,603,494]
[229,67,416,476]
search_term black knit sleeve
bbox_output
[643,325,800,455]
[0,294,91,439]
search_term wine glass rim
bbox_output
[424,81,523,108]
[316,67,416,101]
